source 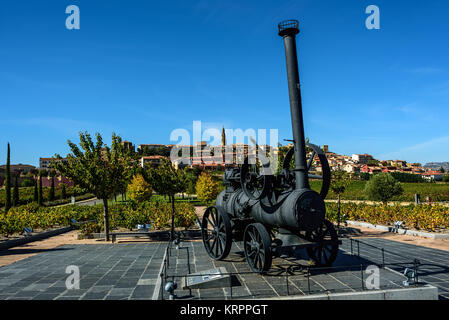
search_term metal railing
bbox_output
[159,240,171,300]
[160,261,420,300]
[158,237,422,300]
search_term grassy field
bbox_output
[310,180,449,202]
[149,194,203,205]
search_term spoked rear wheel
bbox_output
[243,223,272,273]
[305,220,339,267]
[201,206,232,260]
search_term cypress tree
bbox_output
[49,175,55,201]
[38,171,43,206]
[61,183,67,200]
[12,175,19,206]
[33,178,38,202]
[5,143,11,212]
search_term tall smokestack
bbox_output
[278,20,309,190]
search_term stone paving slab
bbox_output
[340,238,449,300]
[159,240,413,300]
[0,243,166,300]
[0,237,447,300]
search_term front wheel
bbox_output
[243,223,273,273]
[201,206,232,260]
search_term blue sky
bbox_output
[1,0,449,167]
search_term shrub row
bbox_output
[99,200,197,232]
[0,203,101,237]
[325,202,449,232]
[0,200,197,237]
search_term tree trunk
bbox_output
[103,198,110,241]
[170,194,175,241]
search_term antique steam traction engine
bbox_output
[201,20,340,273]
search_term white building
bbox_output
[39,157,67,170]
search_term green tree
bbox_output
[276,144,293,174]
[196,171,219,205]
[12,175,19,206]
[443,174,449,183]
[127,174,152,203]
[33,179,38,202]
[61,183,67,200]
[21,179,34,187]
[54,132,137,241]
[38,170,45,206]
[364,173,403,203]
[184,169,198,198]
[275,143,313,174]
[5,142,11,213]
[359,172,371,181]
[49,170,55,201]
[439,166,445,173]
[330,170,350,227]
[145,158,185,240]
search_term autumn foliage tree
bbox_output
[54,132,137,241]
[196,172,219,205]
[127,174,152,203]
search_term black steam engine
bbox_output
[201,20,340,273]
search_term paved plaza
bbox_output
[0,243,166,300]
[158,241,409,300]
[0,237,447,300]
[340,238,449,300]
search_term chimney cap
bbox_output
[278,19,299,37]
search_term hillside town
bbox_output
[0,139,445,186]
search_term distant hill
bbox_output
[423,162,449,171]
